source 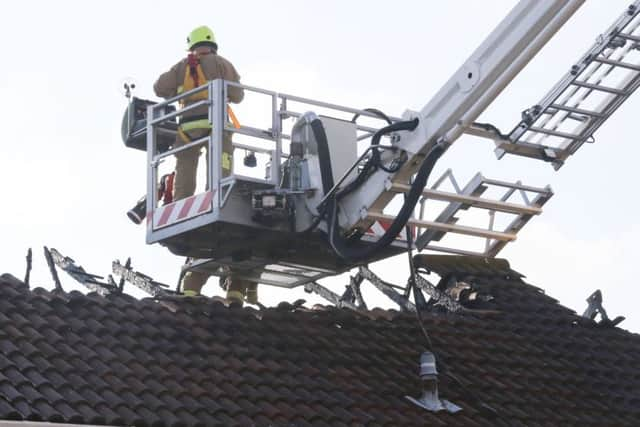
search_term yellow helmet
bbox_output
[187,26,217,50]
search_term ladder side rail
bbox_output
[338,0,584,232]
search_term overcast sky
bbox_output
[1,1,638,332]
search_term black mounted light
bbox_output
[244,150,257,168]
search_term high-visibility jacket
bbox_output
[154,50,243,172]
[178,53,209,107]
[154,50,244,122]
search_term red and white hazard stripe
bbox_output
[150,190,215,229]
[366,219,415,241]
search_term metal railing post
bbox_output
[272,93,282,187]
[146,104,158,231]
[210,79,224,209]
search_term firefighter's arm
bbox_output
[153,62,181,99]
[226,63,244,104]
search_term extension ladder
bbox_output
[470,1,640,169]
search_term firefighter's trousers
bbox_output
[173,128,257,304]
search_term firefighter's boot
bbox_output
[181,271,208,297]
[245,282,258,305]
[225,276,246,306]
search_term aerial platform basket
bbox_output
[136,80,551,287]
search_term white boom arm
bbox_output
[339,0,585,231]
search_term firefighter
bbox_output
[154,25,257,305]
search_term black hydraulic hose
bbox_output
[337,118,419,200]
[351,108,393,125]
[329,142,446,262]
[298,118,335,234]
[311,119,335,194]
[369,118,419,174]
[472,121,509,140]
[302,116,443,262]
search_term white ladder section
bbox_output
[474,1,640,169]
[366,169,553,257]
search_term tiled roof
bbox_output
[0,256,639,427]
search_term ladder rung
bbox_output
[617,32,640,43]
[593,57,640,72]
[367,212,517,242]
[572,81,628,95]
[389,183,543,216]
[527,126,580,140]
[549,104,605,118]
[543,110,589,122]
